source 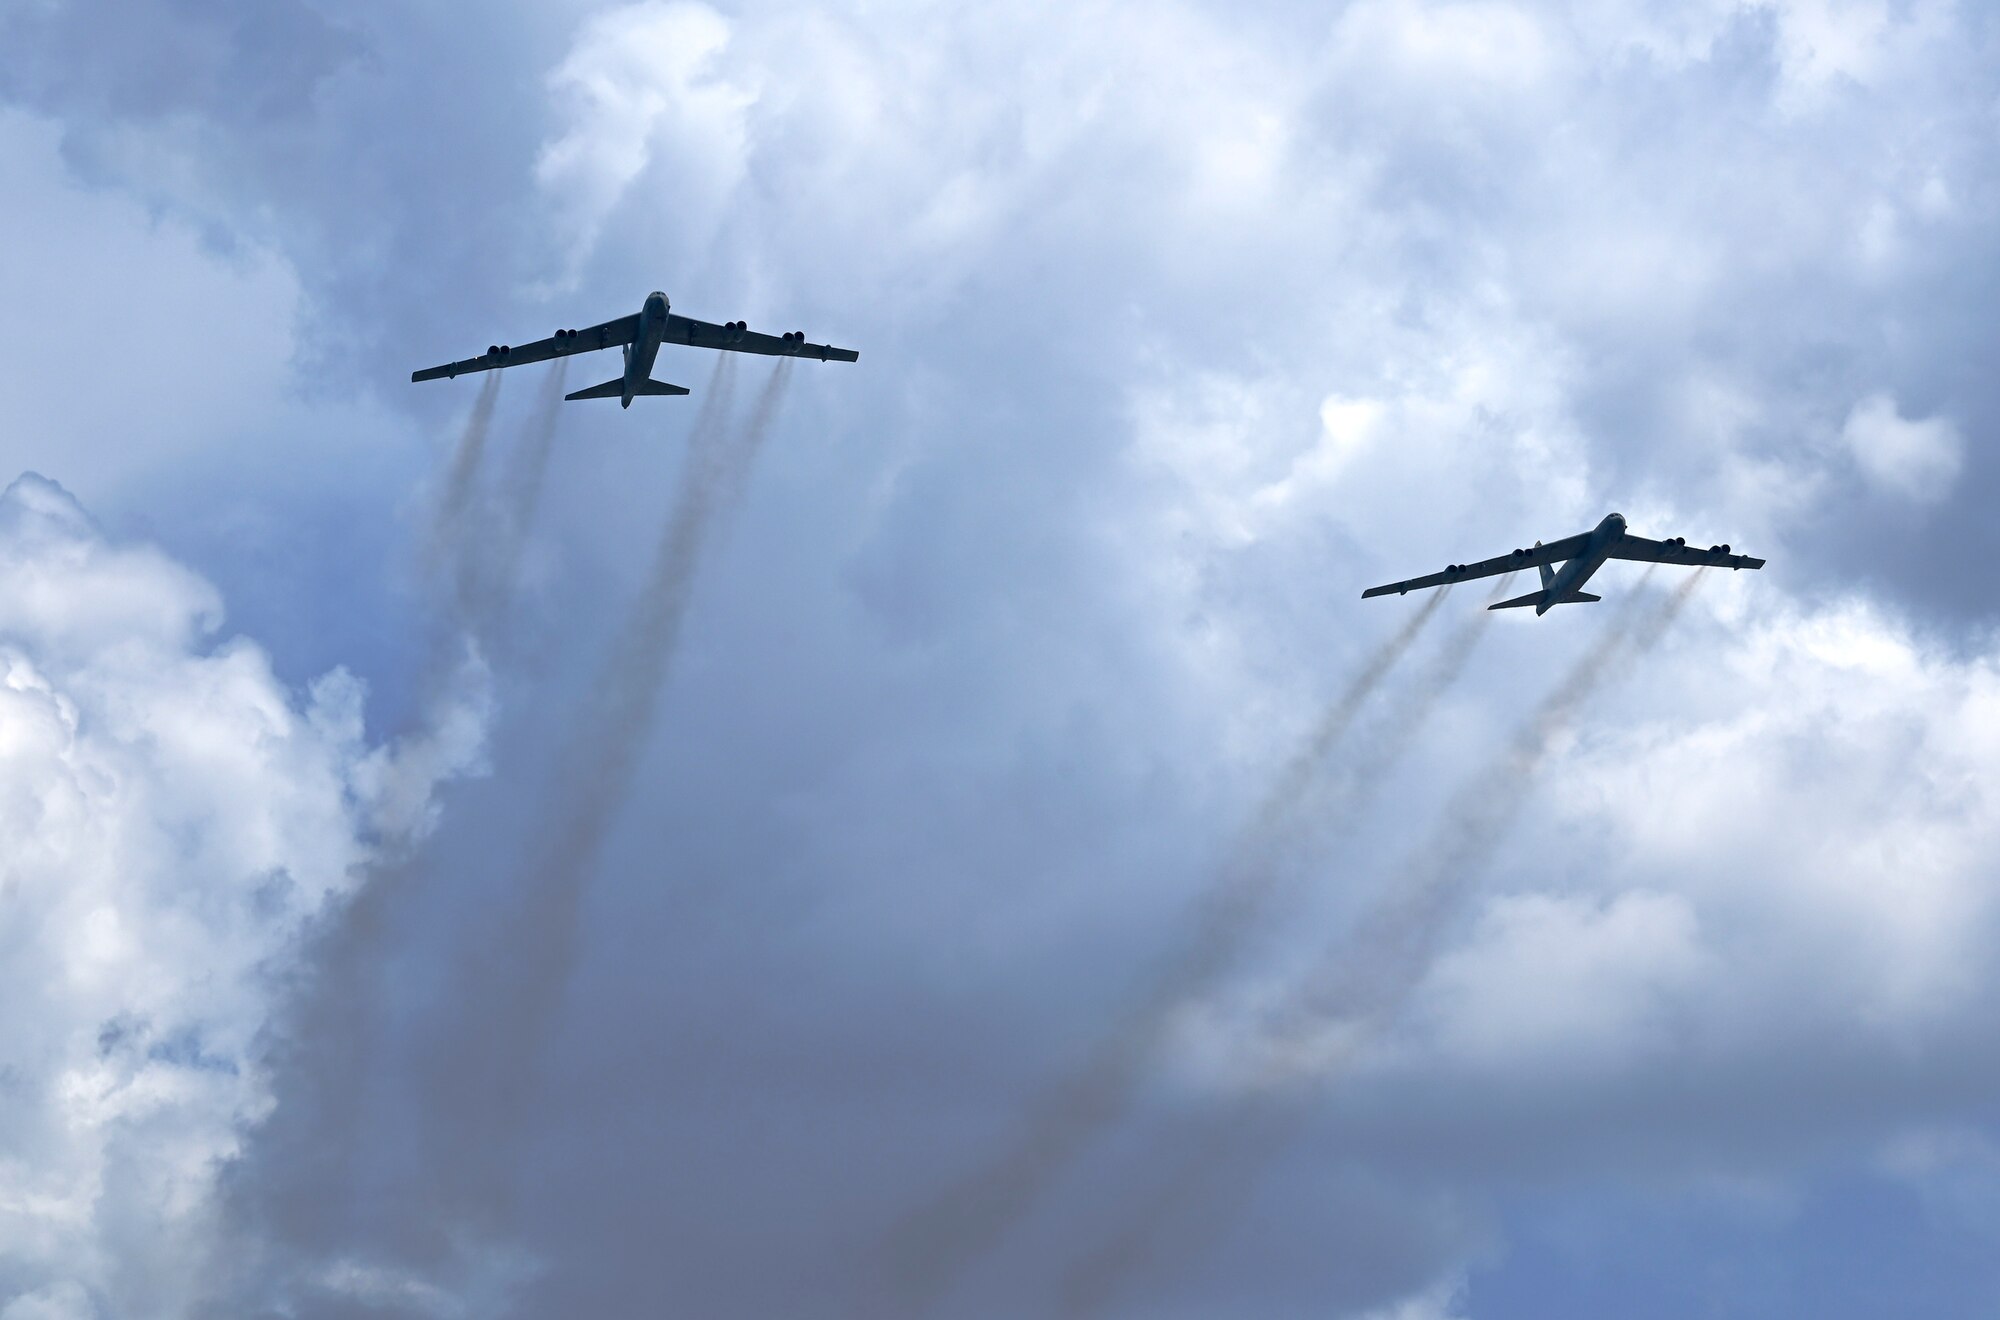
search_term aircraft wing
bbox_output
[1608,535,1765,571]
[411,313,641,383]
[1362,533,1590,598]
[666,313,860,363]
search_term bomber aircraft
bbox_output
[412,291,858,408]
[1362,512,1764,615]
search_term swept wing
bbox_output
[1362,533,1589,598]
[665,313,859,362]
[1607,535,1765,571]
[412,314,640,382]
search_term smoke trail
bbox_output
[421,357,803,1221]
[1051,578,1507,1320]
[1301,571,1704,1032]
[455,357,570,642]
[208,376,522,1304]
[425,372,503,606]
[1057,570,1709,1316]
[875,589,1453,1313]
[208,363,791,1305]
[1296,575,1513,837]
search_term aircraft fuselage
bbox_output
[619,291,672,408]
[1534,512,1625,614]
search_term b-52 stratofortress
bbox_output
[412,291,858,408]
[1363,513,1764,615]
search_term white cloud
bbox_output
[1168,582,2000,1207]
[534,1,752,288]
[10,0,1999,1311]
[1332,0,1561,94]
[1842,393,1963,502]
[1418,889,1711,1072]
[0,473,484,1316]
[1360,1274,1470,1320]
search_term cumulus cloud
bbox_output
[534,0,752,286]
[1202,586,2000,1155]
[0,473,483,1317]
[5,0,2000,1315]
[1841,392,1963,502]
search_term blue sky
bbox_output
[2,2,1999,1317]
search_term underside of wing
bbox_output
[1608,534,1765,571]
[666,313,859,363]
[1362,532,1590,599]
[412,313,640,383]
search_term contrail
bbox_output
[1057,570,1708,1317]
[422,357,799,1221]
[875,589,1454,1313]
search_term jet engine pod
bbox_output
[1719,544,1730,554]
[488,345,500,357]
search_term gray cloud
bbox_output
[8,4,2000,1318]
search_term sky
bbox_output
[1,1,1998,1316]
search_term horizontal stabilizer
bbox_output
[1489,589,1602,612]
[564,376,690,401]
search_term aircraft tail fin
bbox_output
[1536,541,1554,590]
[1489,589,1601,612]
[564,376,690,402]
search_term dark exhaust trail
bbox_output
[209,373,524,1301]
[1057,570,1707,1317]
[425,372,503,609]
[874,590,1453,1313]
[1295,575,1514,839]
[212,364,781,1301]
[455,358,570,643]
[1298,571,1702,1033]
[422,357,800,1221]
